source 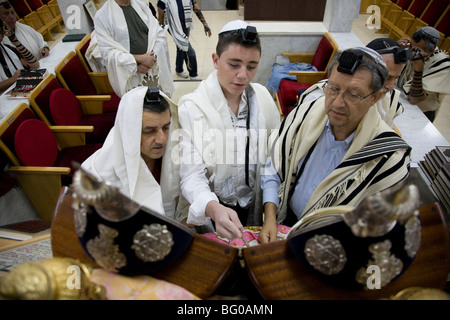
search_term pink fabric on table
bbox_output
[202,225,291,247]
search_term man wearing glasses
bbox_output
[259,47,411,243]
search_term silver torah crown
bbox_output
[71,164,141,222]
[342,182,420,238]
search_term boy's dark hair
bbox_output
[216,27,261,57]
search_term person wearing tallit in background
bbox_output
[93,0,175,97]
[82,86,180,218]
[0,19,40,93]
[177,20,280,241]
[397,27,450,122]
[156,0,211,80]
[297,38,412,128]
[0,1,49,60]
[259,47,411,244]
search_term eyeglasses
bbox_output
[324,84,374,105]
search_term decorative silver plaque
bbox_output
[304,234,347,275]
[87,224,127,273]
[132,224,174,262]
[355,240,402,288]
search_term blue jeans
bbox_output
[175,28,198,77]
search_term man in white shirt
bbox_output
[177,20,280,240]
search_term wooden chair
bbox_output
[0,103,101,220]
[440,37,450,52]
[47,0,64,29]
[51,187,239,299]
[379,2,404,38]
[26,0,64,33]
[23,11,53,41]
[36,4,64,34]
[244,202,450,299]
[54,51,119,113]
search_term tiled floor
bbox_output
[1,6,449,225]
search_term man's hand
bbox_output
[134,51,157,70]
[259,202,278,244]
[40,47,50,58]
[205,201,243,240]
[137,64,150,74]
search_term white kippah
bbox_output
[354,46,387,70]
[219,20,250,34]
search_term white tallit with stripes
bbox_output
[397,48,450,112]
[269,96,411,222]
[161,0,193,52]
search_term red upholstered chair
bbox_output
[55,51,120,113]
[50,88,115,144]
[9,0,32,18]
[407,0,431,17]
[282,33,338,84]
[75,33,94,73]
[0,103,101,220]
[420,1,449,27]
[396,0,413,10]
[26,0,44,11]
[276,32,337,117]
[276,81,311,118]
[28,74,113,145]
[435,5,450,37]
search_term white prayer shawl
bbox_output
[81,86,180,217]
[2,22,47,61]
[398,48,450,112]
[0,44,23,82]
[94,0,175,97]
[161,0,192,51]
[177,70,281,225]
[85,30,107,72]
[270,96,411,222]
[378,89,404,128]
[298,79,404,127]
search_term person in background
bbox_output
[298,38,412,128]
[0,1,49,60]
[0,19,39,93]
[157,0,211,80]
[93,0,175,97]
[397,26,450,122]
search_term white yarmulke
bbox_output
[354,46,387,70]
[219,20,250,34]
